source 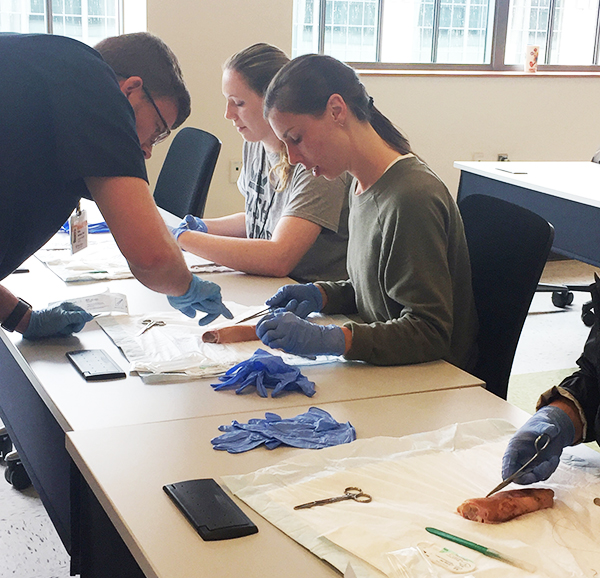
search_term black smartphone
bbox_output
[163,478,258,541]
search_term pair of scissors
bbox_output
[234,307,272,325]
[294,487,372,510]
[135,318,166,337]
[486,433,550,497]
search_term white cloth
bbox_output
[96,304,343,383]
[223,420,600,578]
[36,230,219,283]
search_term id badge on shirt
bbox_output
[70,207,88,254]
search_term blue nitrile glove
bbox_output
[211,407,356,454]
[256,310,345,358]
[212,349,315,398]
[265,283,323,318]
[502,405,576,484]
[22,302,94,340]
[167,275,233,326]
[171,214,208,241]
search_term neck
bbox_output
[346,121,402,192]
[262,128,284,154]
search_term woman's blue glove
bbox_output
[171,214,207,241]
[501,405,576,484]
[22,302,93,340]
[256,310,345,358]
[167,275,233,326]
[265,283,323,318]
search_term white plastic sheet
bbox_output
[97,304,341,382]
[223,420,600,578]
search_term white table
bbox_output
[67,387,530,578]
[0,245,483,573]
[454,161,600,267]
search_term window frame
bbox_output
[307,0,600,72]
[35,0,123,37]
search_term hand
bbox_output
[256,310,345,358]
[265,284,323,318]
[171,214,207,241]
[502,405,576,484]
[167,275,233,326]
[22,302,94,340]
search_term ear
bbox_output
[119,75,143,98]
[327,93,348,126]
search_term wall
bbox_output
[146,0,600,217]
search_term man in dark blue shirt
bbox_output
[0,32,231,338]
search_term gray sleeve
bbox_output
[280,167,349,233]
[317,280,357,315]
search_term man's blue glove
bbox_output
[256,310,345,358]
[502,405,576,484]
[212,349,315,397]
[171,214,207,241]
[265,284,323,318]
[211,407,356,453]
[22,302,93,340]
[167,275,233,326]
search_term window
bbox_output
[0,0,121,45]
[292,0,600,70]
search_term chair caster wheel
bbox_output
[5,451,31,490]
[582,301,595,327]
[552,290,574,308]
[0,427,12,460]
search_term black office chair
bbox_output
[153,127,221,219]
[460,194,554,399]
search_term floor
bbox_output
[0,257,597,577]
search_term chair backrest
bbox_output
[153,127,221,218]
[459,194,554,399]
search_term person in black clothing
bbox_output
[0,32,231,339]
[502,274,600,484]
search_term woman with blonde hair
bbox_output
[172,44,349,282]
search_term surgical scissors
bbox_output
[486,433,551,497]
[294,487,372,510]
[136,318,166,336]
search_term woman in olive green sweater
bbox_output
[255,54,478,371]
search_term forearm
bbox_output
[88,176,192,296]
[178,216,321,278]
[179,233,300,277]
[343,314,451,366]
[202,212,247,237]
[317,281,357,315]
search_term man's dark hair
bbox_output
[95,32,191,129]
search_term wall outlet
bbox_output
[229,160,242,183]
[497,153,509,162]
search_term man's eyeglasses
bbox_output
[142,85,171,146]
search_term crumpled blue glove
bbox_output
[167,275,233,326]
[265,283,323,318]
[171,214,207,241]
[212,348,315,398]
[211,407,356,453]
[22,302,94,340]
[256,310,345,358]
[502,405,576,484]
